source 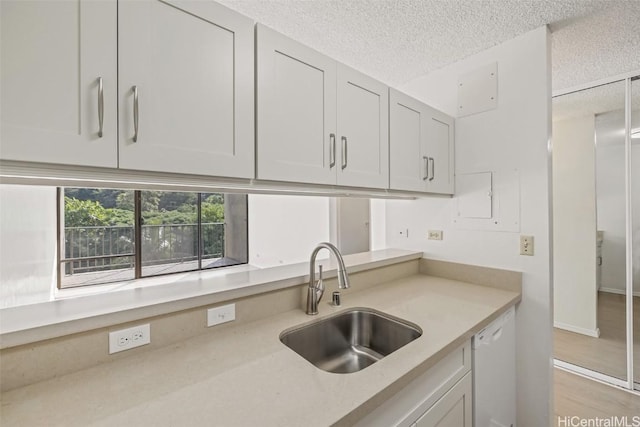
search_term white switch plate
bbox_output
[520,235,534,256]
[428,230,443,240]
[207,304,236,327]
[109,324,151,354]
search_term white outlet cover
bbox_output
[207,304,236,327]
[428,230,443,240]
[109,323,151,354]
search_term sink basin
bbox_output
[279,308,422,373]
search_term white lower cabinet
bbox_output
[413,373,472,427]
[355,341,471,427]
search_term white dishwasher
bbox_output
[472,306,516,427]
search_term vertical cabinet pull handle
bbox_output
[423,156,429,180]
[97,77,104,138]
[132,85,139,143]
[341,136,348,170]
[429,157,435,181]
[329,133,336,168]
[422,156,429,181]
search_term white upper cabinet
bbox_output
[3,0,453,195]
[256,24,337,185]
[256,25,389,189]
[336,65,389,189]
[426,107,455,194]
[118,0,254,178]
[389,89,454,194]
[1,0,118,167]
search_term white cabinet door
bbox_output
[414,373,472,427]
[118,0,254,178]
[1,0,117,167]
[337,65,389,189]
[389,89,454,194]
[354,341,472,427]
[424,107,454,194]
[389,89,428,192]
[256,24,337,185]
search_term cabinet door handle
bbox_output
[429,157,435,181]
[329,133,336,168]
[97,77,104,138]
[341,136,348,170]
[132,85,139,143]
[422,156,429,180]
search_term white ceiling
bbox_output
[552,80,627,122]
[218,0,640,92]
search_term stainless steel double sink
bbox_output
[280,308,422,374]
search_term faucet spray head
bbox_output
[338,268,350,289]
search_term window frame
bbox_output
[57,188,248,289]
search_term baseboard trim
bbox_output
[599,287,640,297]
[554,322,600,337]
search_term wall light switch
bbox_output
[520,235,534,256]
[207,304,236,327]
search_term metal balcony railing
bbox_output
[63,223,225,276]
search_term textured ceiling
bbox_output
[218,0,640,92]
[552,80,627,122]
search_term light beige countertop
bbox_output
[0,274,520,426]
[1,249,421,348]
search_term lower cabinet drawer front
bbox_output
[354,340,471,427]
[414,372,472,427]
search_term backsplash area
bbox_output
[0,259,420,392]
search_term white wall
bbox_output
[370,198,386,250]
[0,185,57,308]
[384,27,552,426]
[248,194,331,267]
[552,115,598,335]
[248,195,390,266]
[330,198,370,255]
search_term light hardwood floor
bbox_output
[554,292,640,382]
[554,368,640,426]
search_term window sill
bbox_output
[0,249,422,349]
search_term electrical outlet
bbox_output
[207,304,236,327]
[428,230,443,240]
[109,324,150,354]
[520,235,534,256]
[398,229,409,238]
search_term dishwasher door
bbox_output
[472,306,516,427]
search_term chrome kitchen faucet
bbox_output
[306,242,350,315]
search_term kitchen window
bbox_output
[58,188,248,288]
